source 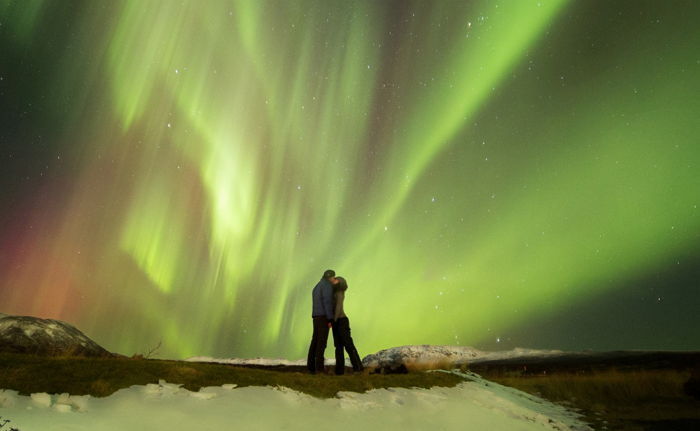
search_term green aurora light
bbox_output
[0,0,699,359]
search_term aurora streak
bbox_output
[1,0,699,359]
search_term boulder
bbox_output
[362,345,484,373]
[0,314,113,357]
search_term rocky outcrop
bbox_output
[362,345,569,373]
[0,314,113,357]
[362,345,484,373]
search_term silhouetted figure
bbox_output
[306,269,338,374]
[332,276,364,375]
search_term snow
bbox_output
[0,344,592,429]
[186,346,568,369]
[475,347,568,362]
[29,392,51,408]
[0,372,591,431]
[0,314,110,356]
[360,345,570,370]
[185,356,310,366]
[185,356,354,367]
[0,318,67,340]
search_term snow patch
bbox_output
[187,346,568,370]
[30,392,52,408]
[186,356,320,366]
[0,389,18,408]
[0,376,592,430]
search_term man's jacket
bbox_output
[311,278,334,320]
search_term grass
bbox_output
[0,353,465,399]
[4,352,698,429]
[483,369,700,431]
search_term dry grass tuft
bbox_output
[492,369,689,406]
[89,379,114,397]
[404,358,462,372]
[486,369,700,430]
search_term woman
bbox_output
[332,276,364,375]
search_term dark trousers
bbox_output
[332,317,364,375]
[307,316,330,373]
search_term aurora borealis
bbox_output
[1,0,699,359]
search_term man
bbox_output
[306,269,338,374]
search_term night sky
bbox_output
[1,0,699,359]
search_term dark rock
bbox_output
[683,369,700,399]
[0,313,113,357]
[371,363,408,374]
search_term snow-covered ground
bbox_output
[185,355,309,366]
[0,371,591,431]
[185,345,569,368]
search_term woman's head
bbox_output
[335,276,348,291]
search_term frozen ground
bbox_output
[0,371,591,431]
[185,355,309,366]
[185,345,568,368]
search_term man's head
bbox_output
[323,269,339,284]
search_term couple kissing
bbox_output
[306,269,364,375]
